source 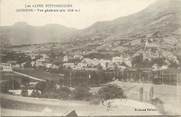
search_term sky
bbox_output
[0,0,156,29]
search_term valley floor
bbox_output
[1,81,181,116]
[1,93,160,116]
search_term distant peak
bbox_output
[13,22,29,26]
[45,24,64,27]
[154,0,181,5]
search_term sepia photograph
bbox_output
[0,0,181,116]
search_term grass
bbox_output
[0,93,160,116]
[0,71,35,82]
[14,68,63,81]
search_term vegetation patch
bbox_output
[98,84,126,100]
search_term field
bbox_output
[1,93,160,116]
[14,68,64,81]
[0,71,35,82]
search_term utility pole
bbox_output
[139,87,144,102]
[12,77,14,90]
[69,71,72,87]
[88,74,91,86]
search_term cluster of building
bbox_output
[22,52,133,71]
[1,47,179,73]
[63,55,132,71]
[22,53,59,70]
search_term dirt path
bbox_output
[1,93,160,116]
[12,71,46,82]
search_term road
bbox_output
[0,93,160,116]
[12,70,46,82]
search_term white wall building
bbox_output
[112,56,123,63]
[100,59,111,70]
[63,56,69,62]
[123,57,132,67]
[63,63,75,69]
[0,63,12,72]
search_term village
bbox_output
[1,42,181,93]
[1,0,181,115]
[1,49,181,115]
[1,39,181,116]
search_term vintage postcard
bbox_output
[0,0,181,116]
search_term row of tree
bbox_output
[34,81,126,102]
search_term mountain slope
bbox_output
[0,22,76,45]
[66,0,181,55]
[71,0,181,41]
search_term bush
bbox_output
[0,80,20,93]
[30,90,41,97]
[21,89,28,97]
[150,97,163,105]
[89,94,101,105]
[56,86,72,99]
[35,81,57,93]
[72,86,92,100]
[35,81,47,93]
[38,86,72,99]
[41,91,59,98]
[150,97,165,114]
[98,84,126,100]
